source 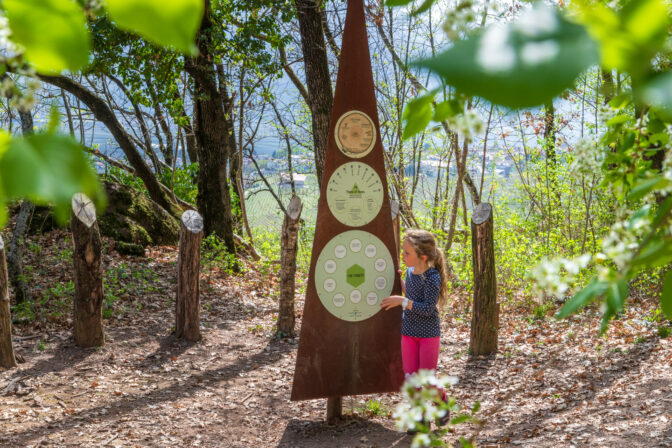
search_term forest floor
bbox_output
[1,229,671,448]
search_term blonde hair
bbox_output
[404,229,449,309]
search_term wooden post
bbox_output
[327,396,342,424]
[469,202,498,355]
[175,210,204,342]
[390,200,400,256]
[71,193,105,348]
[0,236,17,369]
[278,195,302,337]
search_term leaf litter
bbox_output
[0,229,671,447]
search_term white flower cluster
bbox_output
[393,369,457,441]
[596,104,622,126]
[569,138,604,180]
[530,254,591,301]
[0,11,40,111]
[0,72,39,112]
[600,218,649,270]
[446,108,484,140]
[442,1,479,41]
[0,14,18,55]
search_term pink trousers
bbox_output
[401,335,446,401]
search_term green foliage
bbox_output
[413,5,599,108]
[105,0,203,54]
[202,234,242,274]
[0,0,205,229]
[160,163,199,205]
[3,0,90,73]
[0,131,105,227]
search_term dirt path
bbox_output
[1,233,671,447]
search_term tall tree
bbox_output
[184,0,237,253]
[294,0,334,185]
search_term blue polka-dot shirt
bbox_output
[401,267,441,338]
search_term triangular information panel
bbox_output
[291,0,404,401]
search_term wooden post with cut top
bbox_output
[0,236,17,368]
[391,200,400,256]
[278,195,303,337]
[175,210,204,342]
[71,193,105,348]
[469,202,499,355]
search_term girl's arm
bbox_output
[380,295,413,310]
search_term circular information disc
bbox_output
[335,110,376,158]
[327,162,383,227]
[315,230,395,322]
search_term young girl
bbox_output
[380,229,449,423]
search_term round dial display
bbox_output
[315,230,395,322]
[335,110,376,158]
[327,162,383,227]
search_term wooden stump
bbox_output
[390,200,400,256]
[175,210,204,342]
[278,195,302,337]
[0,236,17,369]
[469,202,499,356]
[71,193,105,348]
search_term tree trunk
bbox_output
[0,236,17,369]
[294,0,333,185]
[184,0,237,255]
[469,203,498,356]
[71,193,105,348]
[278,196,302,337]
[7,109,36,303]
[175,210,204,342]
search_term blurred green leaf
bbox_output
[0,133,105,227]
[105,0,204,54]
[557,280,609,318]
[402,91,436,139]
[385,0,416,6]
[637,72,672,121]
[631,239,672,269]
[661,269,672,319]
[411,0,436,16]
[628,176,667,202]
[3,0,90,73]
[414,5,598,108]
[575,0,669,77]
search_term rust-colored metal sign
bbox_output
[291,0,404,401]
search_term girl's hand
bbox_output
[380,295,404,310]
[398,269,406,295]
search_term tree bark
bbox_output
[184,0,237,255]
[71,193,105,348]
[278,196,302,337]
[0,236,17,369]
[7,109,35,303]
[175,210,204,342]
[39,74,179,216]
[294,0,333,185]
[469,203,498,356]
